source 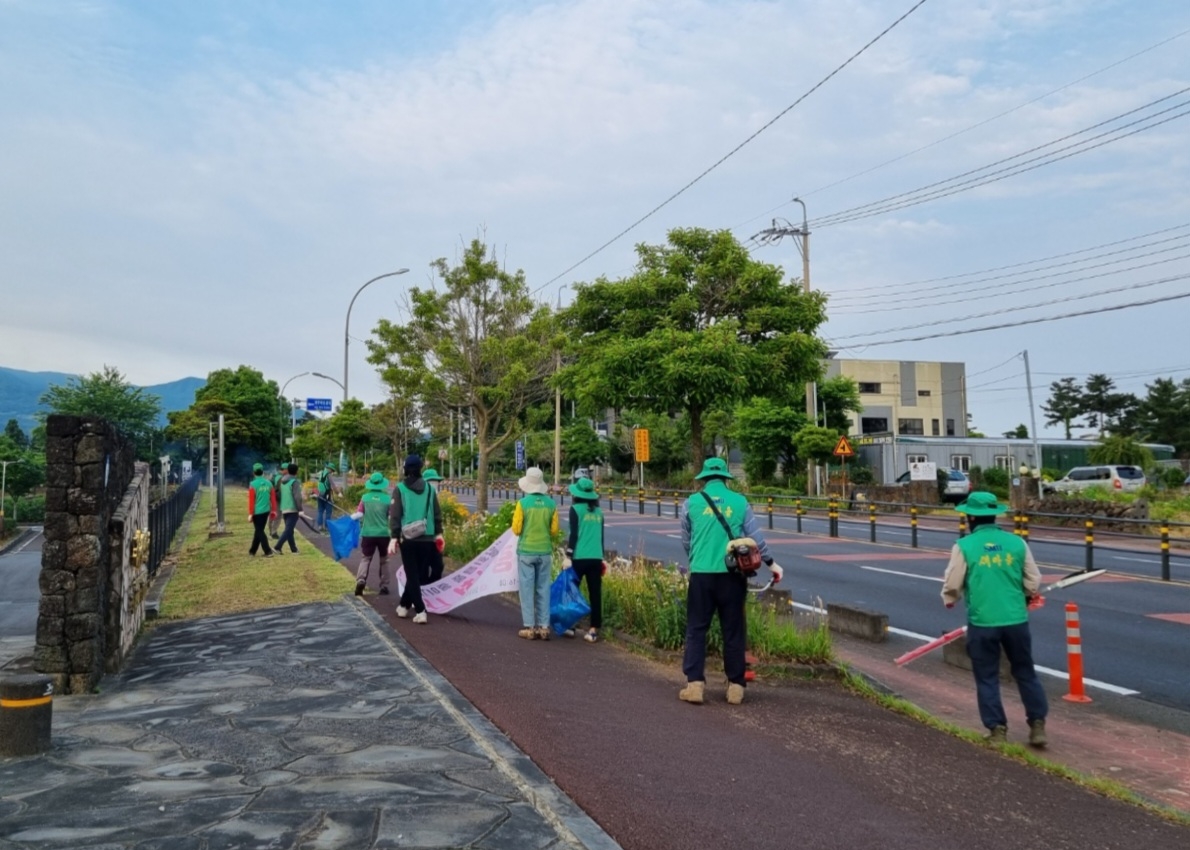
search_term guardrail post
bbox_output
[674,492,680,519]
[1063,603,1092,704]
[910,505,918,548]
[621,489,627,512]
[656,490,661,516]
[1084,518,1094,572]
[796,498,803,533]
[869,503,876,543]
[638,489,644,515]
[829,499,838,537]
[1161,525,1171,581]
[1021,511,1030,542]
[1013,511,1022,536]
[768,496,774,530]
[958,515,967,538]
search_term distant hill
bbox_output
[0,367,206,434]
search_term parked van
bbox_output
[1044,465,1145,495]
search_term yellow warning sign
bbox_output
[832,436,855,458]
[634,428,650,463]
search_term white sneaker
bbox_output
[396,606,409,619]
[412,612,428,624]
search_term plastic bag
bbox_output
[328,515,360,561]
[549,567,590,636]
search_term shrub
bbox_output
[445,499,516,563]
[1160,466,1187,489]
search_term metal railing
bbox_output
[147,474,200,577]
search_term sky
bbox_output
[2,0,1188,440]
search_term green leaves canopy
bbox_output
[39,366,162,447]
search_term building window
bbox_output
[946,418,955,436]
[858,382,881,394]
[907,454,928,466]
[898,418,924,435]
[951,455,971,472]
[931,419,940,436]
[994,455,1016,470]
[917,389,932,397]
[860,417,888,434]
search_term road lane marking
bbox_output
[810,553,944,561]
[860,566,943,582]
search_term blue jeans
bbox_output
[517,554,551,628]
[966,622,1048,730]
[316,496,332,530]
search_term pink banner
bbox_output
[396,529,520,614]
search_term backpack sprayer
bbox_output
[894,568,1106,666]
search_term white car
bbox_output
[1045,465,1145,495]
[895,468,970,503]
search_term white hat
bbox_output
[518,466,550,495]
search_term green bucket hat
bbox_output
[364,471,389,492]
[422,468,443,482]
[694,457,733,480]
[324,461,336,470]
[568,476,599,500]
[955,491,1009,516]
[252,463,264,475]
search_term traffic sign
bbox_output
[634,428,650,463]
[832,435,854,458]
[306,398,333,412]
[515,440,526,470]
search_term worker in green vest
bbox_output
[268,464,284,539]
[387,455,443,624]
[565,476,605,643]
[678,457,782,706]
[353,471,392,596]
[275,462,304,554]
[246,462,277,557]
[512,466,559,640]
[942,490,1047,747]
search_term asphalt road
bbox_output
[0,528,42,639]
[454,490,1190,712]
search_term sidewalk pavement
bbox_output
[0,600,620,850]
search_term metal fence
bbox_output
[148,474,200,577]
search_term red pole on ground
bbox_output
[1063,602,1093,703]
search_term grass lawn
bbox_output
[157,487,356,621]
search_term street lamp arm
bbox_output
[343,269,410,402]
[312,372,345,391]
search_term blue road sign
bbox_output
[306,398,333,412]
[515,440,525,470]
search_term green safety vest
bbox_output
[396,483,436,537]
[360,490,392,538]
[956,525,1030,627]
[517,494,555,555]
[278,476,299,513]
[572,505,604,560]
[249,476,273,516]
[685,481,749,574]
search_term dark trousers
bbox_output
[399,539,435,614]
[425,547,444,585]
[249,514,273,555]
[276,513,299,552]
[572,558,603,629]
[966,622,1049,730]
[683,572,747,686]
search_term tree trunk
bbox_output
[476,442,490,513]
[689,404,704,468]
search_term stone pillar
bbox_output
[36,416,135,695]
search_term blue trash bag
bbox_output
[327,515,360,561]
[549,567,591,636]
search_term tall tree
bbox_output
[185,366,281,455]
[1003,424,1028,439]
[367,237,555,512]
[1041,377,1084,439]
[323,399,375,472]
[732,398,805,484]
[4,420,28,449]
[561,227,827,464]
[1137,377,1190,455]
[1082,373,1129,437]
[39,365,161,446]
[816,376,863,433]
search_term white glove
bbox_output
[768,562,784,584]
[387,539,400,556]
[350,512,363,521]
[562,556,573,569]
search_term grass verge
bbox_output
[839,666,1190,826]
[157,488,356,621]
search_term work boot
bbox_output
[985,725,1008,744]
[355,581,365,597]
[726,683,745,705]
[679,681,705,705]
[1028,719,1048,748]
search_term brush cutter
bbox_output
[894,569,1106,666]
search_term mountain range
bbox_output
[0,367,206,434]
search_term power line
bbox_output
[830,247,1190,314]
[531,0,932,295]
[827,290,1190,348]
[830,271,1190,340]
[810,88,1190,228]
[829,226,1190,302]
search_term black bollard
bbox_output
[0,673,54,757]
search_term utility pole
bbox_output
[1022,350,1043,483]
[753,196,817,493]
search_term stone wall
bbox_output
[109,462,150,671]
[36,415,137,695]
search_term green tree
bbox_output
[732,398,805,484]
[1042,377,1084,439]
[39,365,162,447]
[1003,424,1028,438]
[4,420,28,449]
[1137,377,1190,456]
[816,376,863,432]
[1082,373,1130,437]
[561,227,827,464]
[561,422,605,469]
[1088,435,1153,468]
[323,399,374,473]
[792,424,841,466]
[0,437,45,503]
[367,237,555,512]
[165,397,256,465]
[187,366,282,455]
[289,420,333,468]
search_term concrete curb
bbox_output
[347,597,624,850]
[0,525,37,557]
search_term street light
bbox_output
[312,371,345,392]
[343,269,409,403]
[1,457,27,530]
[279,372,311,451]
[553,283,570,494]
